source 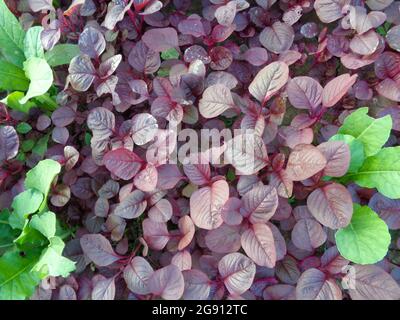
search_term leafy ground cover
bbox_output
[0,0,400,300]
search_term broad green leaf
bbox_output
[24,26,44,59]
[0,249,41,300]
[9,189,43,229]
[32,133,49,157]
[335,204,391,265]
[19,57,53,104]
[338,107,392,157]
[16,122,32,134]
[32,236,75,277]
[14,224,48,251]
[33,93,58,112]
[343,147,400,199]
[45,44,80,67]
[21,139,35,152]
[29,211,56,239]
[1,91,36,113]
[0,0,26,67]
[0,209,18,253]
[0,59,29,91]
[161,48,179,60]
[329,134,365,173]
[25,159,61,197]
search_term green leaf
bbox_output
[84,132,92,146]
[335,204,391,265]
[0,249,41,300]
[19,57,53,104]
[157,68,169,77]
[343,147,400,199]
[30,211,56,239]
[338,107,392,157]
[14,224,48,251]
[32,236,75,278]
[21,139,34,152]
[226,168,236,182]
[329,133,365,173]
[25,159,61,197]
[16,152,25,162]
[33,93,58,112]
[161,48,179,60]
[9,189,44,229]
[1,91,36,113]
[45,44,80,67]
[0,0,26,67]
[0,59,29,91]
[0,209,18,253]
[24,26,44,60]
[16,122,32,134]
[32,133,49,157]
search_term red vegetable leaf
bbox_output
[322,73,358,108]
[103,148,143,181]
[241,223,277,268]
[190,179,229,230]
[296,268,342,300]
[80,234,120,267]
[307,183,353,229]
[249,61,289,104]
[285,144,327,181]
[218,252,256,295]
[148,265,184,300]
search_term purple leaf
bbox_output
[286,76,323,110]
[80,234,120,266]
[285,144,327,181]
[218,252,256,295]
[78,26,106,59]
[0,126,19,162]
[142,27,179,52]
[114,190,147,219]
[249,61,289,104]
[307,183,353,229]
[68,54,97,91]
[259,22,294,54]
[148,265,184,300]
[190,179,229,230]
[296,268,342,300]
[241,223,277,268]
[291,218,327,251]
[123,256,154,295]
[103,148,142,181]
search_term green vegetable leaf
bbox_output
[24,26,44,60]
[343,147,400,199]
[0,209,18,253]
[9,189,44,229]
[20,57,53,104]
[32,133,49,157]
[32,237,75,277]
[45,44,80,67]
[329,133,365,173]
[338,107,392,157]
[161,48,179,60]
[0,59,29,91]
[0,91,36,113]
[21,139,35,152]
[14,224,48,251]
[16,122,32,134]
[29,211,56,239]
[0,249,41,300]
[335,204,391,265]
[25,159,61,197]
[0,0,26,67]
